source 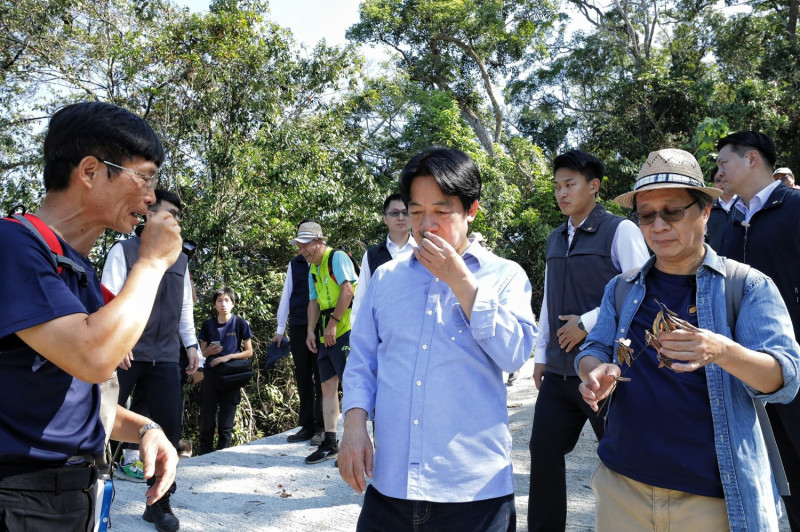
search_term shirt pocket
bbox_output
[444,305,478,347]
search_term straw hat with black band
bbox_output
[615,148,722,208]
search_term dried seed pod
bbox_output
[615,338,633,367]
[647,302,699,369]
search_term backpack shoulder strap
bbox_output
[723,258,789,496]
[614,268,640,319]
[327,248,339,285]
[6,213,87,283]
[723,258,749,332]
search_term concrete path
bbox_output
[108,359,788,531]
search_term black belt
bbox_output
[0,462,98,493]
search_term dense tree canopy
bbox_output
[2,0,799,443]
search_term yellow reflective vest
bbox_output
[310,247,356,340]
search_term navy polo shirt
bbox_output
[0,221,105,464]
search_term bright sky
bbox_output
[174,0,363,47]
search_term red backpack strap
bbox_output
[101,284,116,304]
[4,213,87,282]
[22,214,64,256]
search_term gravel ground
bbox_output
[108,359,788,531]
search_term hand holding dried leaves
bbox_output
[646,303,700,369]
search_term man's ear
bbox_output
[75,156,104,189]
[466,200,479,222]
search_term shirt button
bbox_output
[633,300,638,304]
[422,345,428,350]
[434,278,440,283]
[451,337,456,341]
[413,419,419,426]
[416,381,422,386]
[620,328,626,333]
[427,310,433,315]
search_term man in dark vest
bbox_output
[273,221,324,445]
[705,167,739,251]
[528,150,649,531]
[718,131,800,531]
[351,193,415,321]
[102,189,199,532]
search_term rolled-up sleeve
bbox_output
[464,265,537,373]
[737,272,800,404]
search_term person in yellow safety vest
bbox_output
[291,221,358,464]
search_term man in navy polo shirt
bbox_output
[0,101,180,530]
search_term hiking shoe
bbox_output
[305,440,338,464]
[287,429,314,443]
[310,431,324,446]
[117,459,146,483]
[143,495,180,532]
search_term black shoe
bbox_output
[143,495,180,532]
[287,429,315,443]
[507,371,518,385]
[305,440,338,464]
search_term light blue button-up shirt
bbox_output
[576,245,800,531]
[344,241,537,502]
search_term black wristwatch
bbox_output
[577,318,586,332]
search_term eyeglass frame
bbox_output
[149,205,182,222]
[102,160,158,191]
[632,200,698,226]
[385,210,409,218]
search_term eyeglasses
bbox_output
[633,200,698,226]
[103,160,158,191]
[149,206,182,221]
[386,210,409,218]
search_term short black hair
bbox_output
[213,287,236,305]
[154,189,183,212]
[717,131,777,169]
[43,101,164,192]
[383,193,406,213]
[399,148,481,212]
[553,150,604,183]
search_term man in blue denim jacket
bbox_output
[576,148,800,531]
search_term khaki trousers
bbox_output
[592,462,730,531]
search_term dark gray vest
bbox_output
[366,241,393,275]
[544,203,623,376]
[119,237,187,363]
[289,254,310,327]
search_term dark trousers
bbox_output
[117,361,181,493]
[199,368,241,455]
[290,325,323,433]
[117,361,183,448]
[768,399,800,531]
[357,485,515,532]
[0,484,95,531]
[528,371,605,531]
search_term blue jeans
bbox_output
[357,485,515,532]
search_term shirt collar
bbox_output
[735,180,781,218]
[386,234,415,253]
[629,244,723,284]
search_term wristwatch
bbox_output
[139,422,162,439]
[577,318,586,332]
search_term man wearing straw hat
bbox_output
[577,148,800,531]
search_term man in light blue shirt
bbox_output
[339,148,537,531]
